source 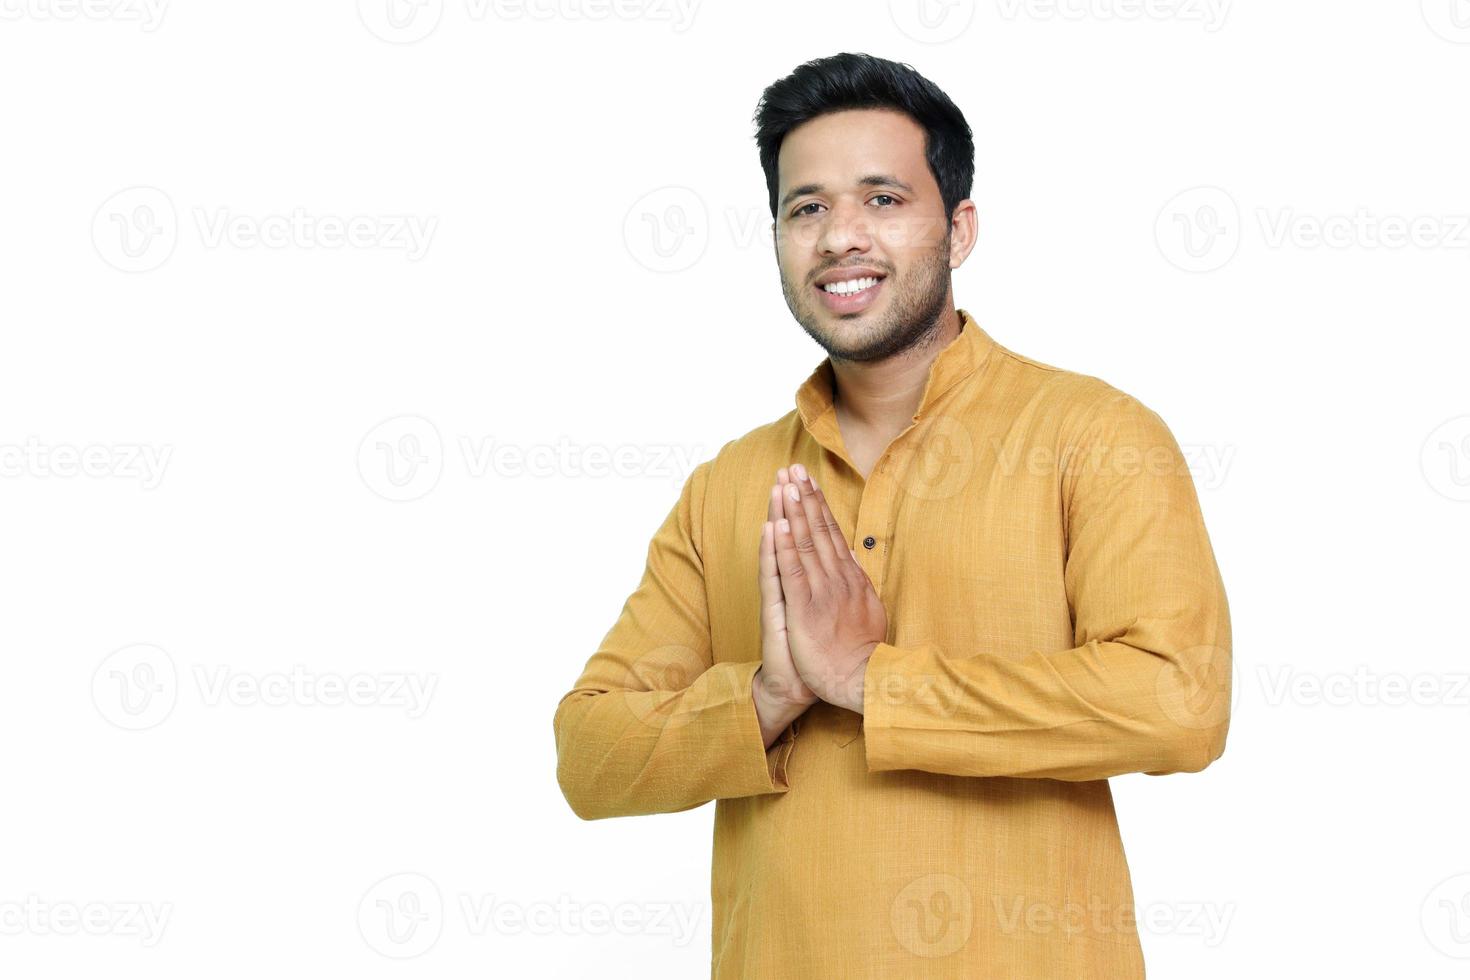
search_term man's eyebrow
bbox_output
[779,174,915,211]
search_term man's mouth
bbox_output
[814,273,887,312]
[819,275,884,296]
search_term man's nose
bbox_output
[817,198,876,255]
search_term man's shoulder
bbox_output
[683,343,1171,488]
[987,340,1154,432]
[698,411,803,480]
[679,411,799,493]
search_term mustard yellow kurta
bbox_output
[553,309,1232,978]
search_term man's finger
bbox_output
[758,517,786,644]
[789,465,843,579]
[761,482,785,620]
[772,516,813,607]
[781,475,832,587]
[803,471,853,569]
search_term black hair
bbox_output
[752,52,975,223]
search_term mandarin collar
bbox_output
[794,308,996,434]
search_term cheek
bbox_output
[780,221,825,253]
[779,258,811,291]
[877,213,948,252]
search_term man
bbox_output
[553,51,1231,978]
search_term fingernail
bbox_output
[792,463,807,481]
[787,484,800,502]
[810,475,819,491]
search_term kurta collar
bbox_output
[794,308,995,435]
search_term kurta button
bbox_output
[862,536,876,549]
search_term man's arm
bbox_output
[861,391,1233,781]
[552,459,797,821]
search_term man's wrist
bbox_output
[751,668,811,747]
[830,644,879,714]
[753,665,815,709]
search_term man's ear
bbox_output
[948,200,978,269]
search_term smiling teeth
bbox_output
[822,276,880,295]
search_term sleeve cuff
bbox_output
[861,641,928,774]
[730,660,797,794]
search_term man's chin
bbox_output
[811,324,890,362]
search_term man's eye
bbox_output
[792,196,896,218]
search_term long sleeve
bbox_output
[862,391,1233,781]
[553,459,795,820]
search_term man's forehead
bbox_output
[777,109,929,201]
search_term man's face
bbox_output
[773,108,958,363]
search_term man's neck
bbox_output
[830,307,963,438]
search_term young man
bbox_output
[554,51,1232,978]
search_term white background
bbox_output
[3,1,1469,977]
